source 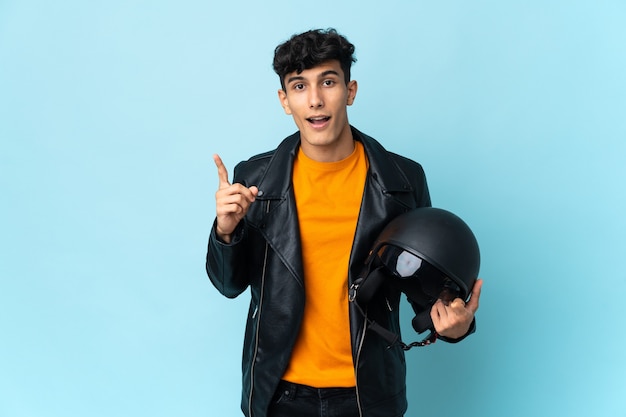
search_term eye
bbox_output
[293,83,305,91]
[322,79,336,87]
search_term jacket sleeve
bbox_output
[205,219,250,298]
[438,319,476,343]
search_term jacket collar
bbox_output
[253,131,299,200]
[254,126,414,199]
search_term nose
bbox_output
[309,87,323,108]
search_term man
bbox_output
[206,28,482,417]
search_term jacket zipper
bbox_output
[248,200,271,417]
[354,300,391,416]
[354,313,368,417]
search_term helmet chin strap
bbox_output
[366,314,437,350]
[349,266,388,305]
[412,310,434,334]
[350,267,438,350]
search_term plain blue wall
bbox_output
[1,1,625,416]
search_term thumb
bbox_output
[465,278,483,314]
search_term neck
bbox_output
[299,125,355,162]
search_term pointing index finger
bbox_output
[213,154,231,189]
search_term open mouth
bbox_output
[306,116,331,127]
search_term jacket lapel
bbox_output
[247,133,305,287]
[349,128,418,281]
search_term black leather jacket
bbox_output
[206,127,431,417]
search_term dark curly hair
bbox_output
[273,28,357,90]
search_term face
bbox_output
[278,60,358,162]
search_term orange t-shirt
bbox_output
[282,141,368,388]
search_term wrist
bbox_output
[216,228,232,244]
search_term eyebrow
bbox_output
[286,70,341,86]
[286,75,305,85]
[319,70,341,78]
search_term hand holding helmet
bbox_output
[431,278,482,339]
[350,207,482,348]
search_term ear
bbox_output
[277,89,292,115]
[346,80,358,106]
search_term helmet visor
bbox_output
[376,244,462,303]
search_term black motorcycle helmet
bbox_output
[350,207,480,345]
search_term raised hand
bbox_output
[213,154,259,243]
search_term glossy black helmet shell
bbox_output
[370,207,480,301]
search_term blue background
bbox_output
[1,1,625,416]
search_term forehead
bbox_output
[284,60,345,84]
